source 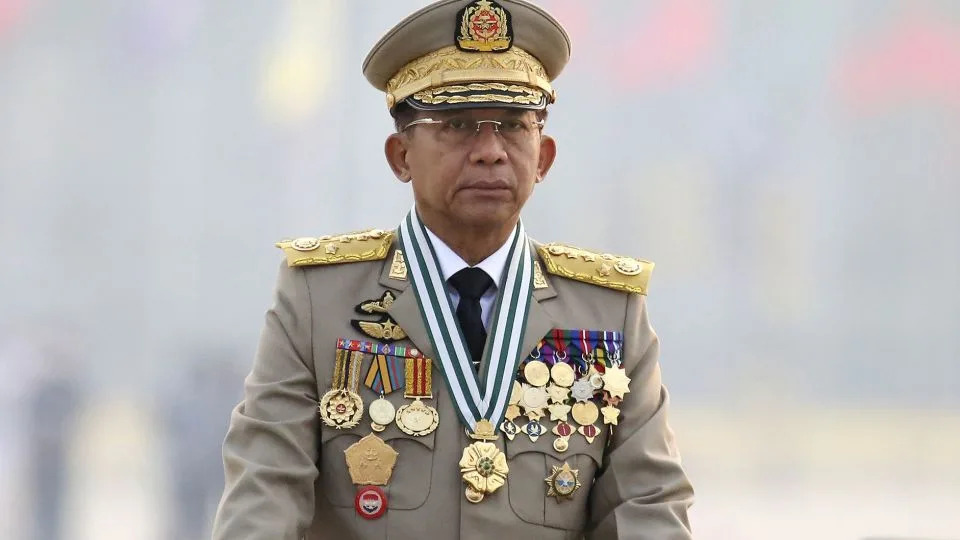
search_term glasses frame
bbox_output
[399,116,545,145]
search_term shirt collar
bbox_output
[423,225,513,289]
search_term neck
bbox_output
[420,216,517,266]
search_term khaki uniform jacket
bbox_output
[212,237,693,539]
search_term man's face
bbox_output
[386,107,556,235]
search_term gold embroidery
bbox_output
[537,243,654,295]
[276,229,393,267]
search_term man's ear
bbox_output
[385,133,412,183]
[535,134,557,183]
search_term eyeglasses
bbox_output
[400,116,544,146]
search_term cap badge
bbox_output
[456,0,512,52]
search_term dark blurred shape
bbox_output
[164,349,244,539]
[27,358,83,540]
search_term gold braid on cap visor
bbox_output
[385,45,556,109]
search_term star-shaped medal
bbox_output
[571,378,595,402]
[601,365,631,400]
[600,405,620,426]
[546,383,571,404]
[548,402,571,422]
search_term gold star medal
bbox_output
[601,364,632,400]
[600,405,620,426]
[546,383,571,404]
[395,357,439,436]
[319,348,364,429]
[545,462,582,501]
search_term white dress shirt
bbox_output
[423,226,511,331]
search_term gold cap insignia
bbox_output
[456,0,512,53]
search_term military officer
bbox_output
[212,1,693,538]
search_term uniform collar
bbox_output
[422,224,512,289]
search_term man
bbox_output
[212,1,693,538]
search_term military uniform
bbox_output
[213,2,692,539]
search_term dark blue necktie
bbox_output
[448,267,494,370]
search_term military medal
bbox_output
[460,420,508,503]
[571,377,594,402]
[319,349,364,429]
[550,362,575,387]
[546,383,570,404]
[523,360,550,387]
[362,351,404,431]
[399,210,534,503]
[601,404,620,426]
[519,384,548,419]
[522,419,545,442]
[369,396,396,432]
[396,357,439,436]
[545,462,582,501]
[547,402,571,422]
[571,401,600,444]
[552,421,574,452]
[500,381,523,439]
[601,363,632,400]
[344,434,398,520]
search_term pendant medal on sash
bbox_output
[319,349,364,429]
[399,209,534,503]
[395,356,439,436]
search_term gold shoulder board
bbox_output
[276,229,394,267]
[537,243,654,295]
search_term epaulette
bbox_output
[537,243,654,295]
[276,229,394,267]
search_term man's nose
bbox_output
[468,121,508,164]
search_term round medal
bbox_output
[395,398,439,436]
[523,360,550,387]
[571,401,600,426]
[520,385,549,411]
[550,362,575,387]
[354,486,387,520]
[368,397,396,427]
[465,486,484,503]
[553,436,569,453]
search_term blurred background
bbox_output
[1,0,958,538]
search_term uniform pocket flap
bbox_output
[504,428,604,466]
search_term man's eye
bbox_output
[502,120,526,132]
[444,118,471,130]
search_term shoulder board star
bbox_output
[276,229,394,267]
[536,243,653,295]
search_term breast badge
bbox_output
[351,291,408,342]
[545,462,582,501]
[344,434,398,520]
